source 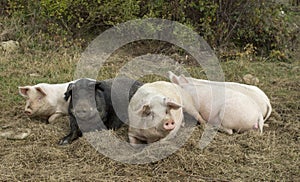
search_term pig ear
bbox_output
[140,105,151,116]
[178,75,189,84]
[64,83,74,101]
[168,71,180,85]
[35,87,47,97]
[164,97,182,110]
[136,101,151,116]
[18,86,30,97]
[95,81,105,91]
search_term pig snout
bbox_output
[163,119,175,130]
[24,110,32,115]
[73,101,96,119]
[24,101,33,115]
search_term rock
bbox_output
[29,73,41,77]
[0,129,31,140]
[243,74,259,85]
[0,40,20,52]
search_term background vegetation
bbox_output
[1,0,299,60]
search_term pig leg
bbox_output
[128,134,145,146]
[220,126,233,135]
[183,104,206,125]
[48,113,63,123]
[258,114,264,133]
[181,93,206,125]
[210,113,233,134]
[252,115,264,134]
[58,114,82,145]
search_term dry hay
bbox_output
[0,90,299,181]
[0,43,299,181]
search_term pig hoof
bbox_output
[222,127,233,135]
[58,135,76,145]
[58,131,82,145]
[197,117,206,125]
[58,137,72,145]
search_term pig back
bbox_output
[185,77,271,121]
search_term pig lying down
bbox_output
[60,78,143,145]
[128,81,204,146]
[168,71,272,122]
[19,82,72,123]
[169,72,270,134]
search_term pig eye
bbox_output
[142,110,152,117]
[144,111,151,117]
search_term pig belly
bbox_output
[220,100,259,132]
[221,117,258,132]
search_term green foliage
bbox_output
[226,1,294,56]
[7,0,141,37]
[39,0,140,36]
[184,0,218,44]
[4,0,298,61]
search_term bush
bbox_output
[39,0,140,36]
[4,0,297,60]
[217,0,294,56]
[6,0,140,37]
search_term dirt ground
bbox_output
[0,30,300,181]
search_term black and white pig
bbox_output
[59,78,143,145]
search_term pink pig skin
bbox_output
[169,72,265,134]
[19,82,72,123]
[128,81,204,145]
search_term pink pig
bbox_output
[18,82,72,123]
[168,71,272,123]
[169,72,265,134]
[128,81,204,145]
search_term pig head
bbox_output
[18,82,71,123]
[59,78,106,144]
[59,78,143,145]
[128,81,203,146]
[65,78,107,131]
[129,96,182,144]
